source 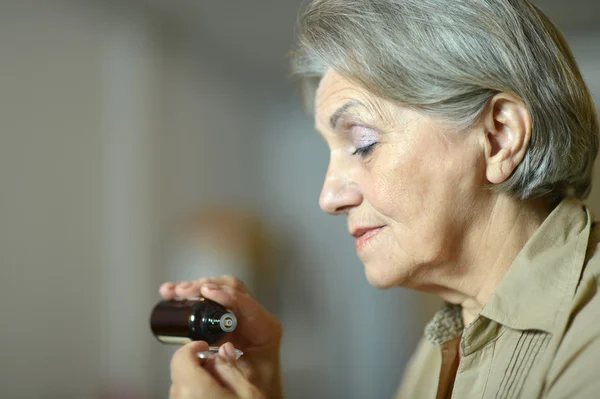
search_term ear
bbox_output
[481,93,532,184]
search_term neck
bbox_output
[426,195,551,326]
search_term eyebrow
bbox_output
[329,100,366,129]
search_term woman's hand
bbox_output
[160,276,284,398]
[170,341,264,399]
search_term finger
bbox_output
[199,275,249,293]
[159,282,176,299]
[203,283,270,321]
[219,342,238,362]
[201,284,280,350]
[168,384,195,399]
[214,355,263,399]
[200,284,257,317]
[201,284,277,336]
[170,341,215,386]
[174,280,201,298]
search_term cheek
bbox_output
[364,142,441,219]
[362,135,480,247]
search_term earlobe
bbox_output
[482,93,532,185]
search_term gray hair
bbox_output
[291,0,599,201]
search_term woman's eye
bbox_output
[352,142,378,157]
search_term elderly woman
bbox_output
[160,0,600,398]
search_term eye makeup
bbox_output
[349,125,379,157]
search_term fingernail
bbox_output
[224,344,236,360]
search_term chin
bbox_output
[362,255,420,289]
[364,264,402,290]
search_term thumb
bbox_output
[170,340,211,385]
[214,356,264,399]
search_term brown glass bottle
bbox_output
[150,297,237,345]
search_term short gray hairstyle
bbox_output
[291,0,599,201]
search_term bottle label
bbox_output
[156,335,192,345]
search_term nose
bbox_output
[319,163,363,215]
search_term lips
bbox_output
[351,226,386,251]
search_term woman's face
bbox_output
[315,69,488,289]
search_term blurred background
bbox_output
[0,1,598,398]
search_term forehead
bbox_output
[314,69,400,134]
[315,71,373,125]
[316,70,368,107]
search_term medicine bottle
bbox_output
[150,297,237,345]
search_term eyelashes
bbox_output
[352,142,378,157]
[344,123,379,158]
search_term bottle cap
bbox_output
[219,313,237,332]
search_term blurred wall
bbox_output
[571,33,600,211]
[152,26,271,396]
[0,1,108,397]
[0,1,161,397]
[0,1,598,399]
